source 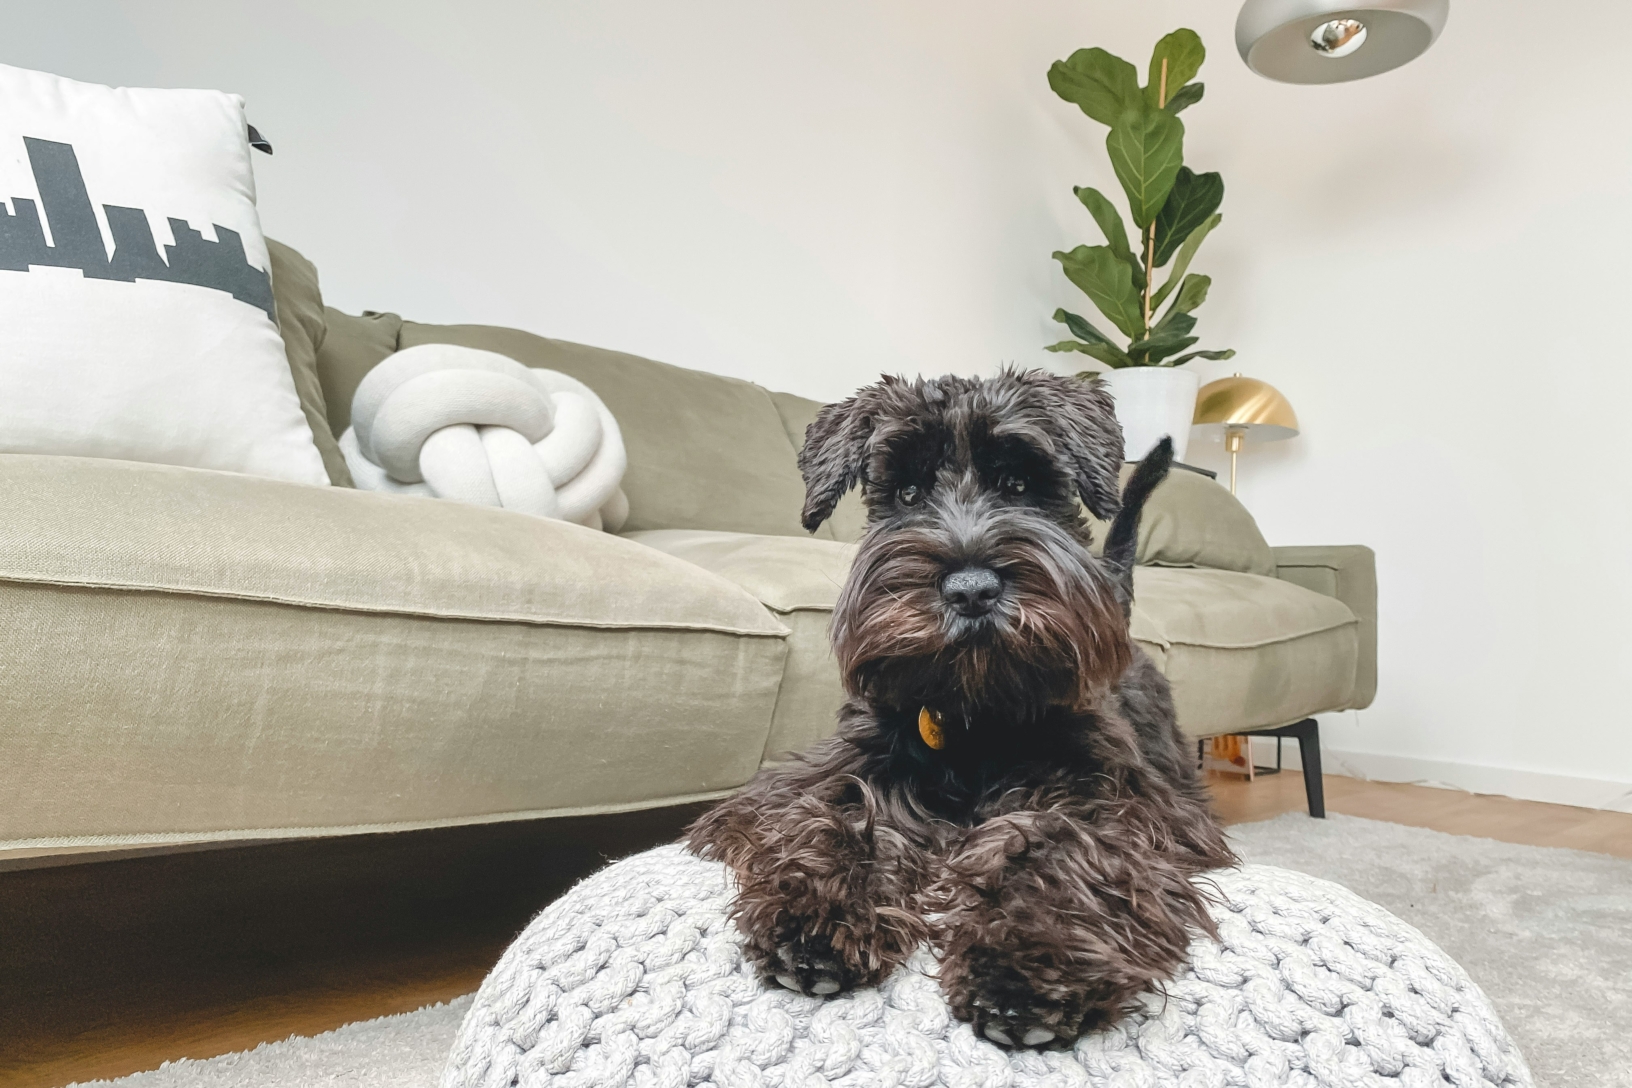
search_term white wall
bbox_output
[8,0,1630,809]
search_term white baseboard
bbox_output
[1322,747,1632,813]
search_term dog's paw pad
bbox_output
[766,933,854,998]
[966,991,1077,1051]
[974,1009,1070,1050]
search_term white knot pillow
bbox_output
[340,344,629,532]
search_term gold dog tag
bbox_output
[918,706,945,750]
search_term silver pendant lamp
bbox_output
[1236,0,1448,83]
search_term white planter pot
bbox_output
[1098,366,1200,462]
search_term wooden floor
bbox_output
[1207,769,1632,859]
[4,776,1629,1087]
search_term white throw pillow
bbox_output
[0,64,327,485]
[340,345,630,532]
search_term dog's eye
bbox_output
[897,484,923,506]
[1000,474,1027,496]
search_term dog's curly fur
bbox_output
[686,370,1236,1048]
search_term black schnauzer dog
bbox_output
[686,370,1235,1048]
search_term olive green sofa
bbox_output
[0,247,1374,863]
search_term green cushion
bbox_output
[1090,464,1276,577]
[396,323,811,537]
[629,530,1363,752]
[766,391,866,543]
[762,392,1273,566]
[316,308,403,440]
[267,239,351,487]
[1130,566,1360,736]
[627,529,854,760]
[0,453,790,851]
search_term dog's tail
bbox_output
[1103,436,1173,617]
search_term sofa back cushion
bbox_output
[315,307,403,441]
[766,391,1274,570]
[1089,464,1276,576]
[310,314,1270,559]
[267,240,351,487]
[392,323,810,537]
[767,391,864,543]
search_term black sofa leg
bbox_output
[1288,718,1325,818]
[1239,718,1325,818]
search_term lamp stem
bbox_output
[1225,427,1244,495]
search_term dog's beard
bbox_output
[831,515,1131,720]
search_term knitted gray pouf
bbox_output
[442,845,1532,1088]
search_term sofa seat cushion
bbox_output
[0,454,789,855]
[626,531,1362,755]
[626,530,854,759]
[1,455,781,633]
[1131,566,1360,737]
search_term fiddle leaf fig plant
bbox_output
[1046,29,1234,368]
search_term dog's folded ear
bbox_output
[1025,371,1125,521]
[798,388,877,532]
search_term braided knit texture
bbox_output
[442,845,1532,1088]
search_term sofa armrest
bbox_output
[1271,545,1377,709]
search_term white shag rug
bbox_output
[73,813,1632,1088]
[70,998,474,1087]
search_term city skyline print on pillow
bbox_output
[0,63,328,486]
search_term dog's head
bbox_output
[801,369,1153,724]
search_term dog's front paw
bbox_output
[946,951,1106,1050]
[764,930,858,998]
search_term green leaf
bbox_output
[1166,348,1236,366]
[1147,309,1197,339]
[1163,81,1204,115]
[1128,311,1197,365]
[1131,330,1199,364]
[1073,186,1143,290]
[1106,107,1185,228]
[1048,48,1141,126]
[1073,187,1131,264]
[1146,337,1201,364]
[1164,273,1211,317]
[1079,341,1136,368]
[1047,340,1135,368]
[1146,29,1205,108]
[1153,167,1223,267]
[1052,245,1144,340]
[1150,212,1220,310]
[1053,307,1116,345]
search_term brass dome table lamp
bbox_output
[1192,375,1299,494]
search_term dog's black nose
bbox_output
[942,566,1002,615]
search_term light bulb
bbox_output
[1309,18,1368,57]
